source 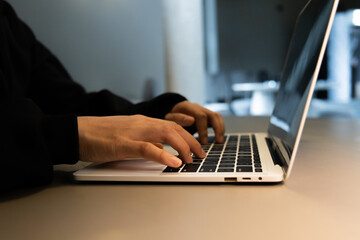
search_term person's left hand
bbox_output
[165,101,225,144]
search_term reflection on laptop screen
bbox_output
[268,0,336,157]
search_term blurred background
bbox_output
[10,0,360,118]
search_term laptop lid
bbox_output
[267,0,339,179]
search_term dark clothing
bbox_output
[0,1,186,191]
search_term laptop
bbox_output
[74,0,339,183]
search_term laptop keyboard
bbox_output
[163,134,262,173]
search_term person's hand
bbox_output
[165,101,225,144]
[77,115,206,167]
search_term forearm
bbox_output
[0,98,79,191]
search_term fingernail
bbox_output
[201,149,206,158]
[187,154,193,163]
[170,157,182,167]
[178,154,192,164]
[184,116,194,123]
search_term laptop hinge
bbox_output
[265,137,288,171]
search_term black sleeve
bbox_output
[0,95,79,192]
[0,1,187,192]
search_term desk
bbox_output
[1,117,360,240]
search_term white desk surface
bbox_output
[1,116,360,240]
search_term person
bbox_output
[0,0,225,191]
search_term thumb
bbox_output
[165,113,195,127]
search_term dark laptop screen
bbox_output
[268,0,337,162]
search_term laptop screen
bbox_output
[267,0,338,172]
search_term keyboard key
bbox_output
[202,162,218,166]
[255,169,263,172]
[219,163,234,167]
[207,136,215,143]
[217,168,234,172]
[238,159,252,163]
[236,162,252,166]
[224,151,237,154]
[241,159,253,163]
[239,148,250,151]
[229,136,238,141]
[201,145,212,150]
[221,162,236,166]
[200,166,217,172]
[206,158,220,162]
[192,160,203,163]
[163,166,181,173]
[221,156,236,160]
[204,159,219,162]
[212,144,224,147]
[214,143,225,146]
[236,167,253,172]
[209,151,222,154]
[221,159,236,162]
[222,153,237,157]
[207,154,221,157]
[225,146,237,150]
[181,164,200,172]
[254,164,262,168]
[238,154,251,158]
[219,167,234,170]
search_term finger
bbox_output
[165,113,195,127]
[130,118,197,163]
[128,140,183,168]
[179,103,224,144]
[159,124,194,164]
[174,124,206,159]
[207,111,225,143]
[152,142,164,149]
[195,112,208,144]
[172,102,209,144]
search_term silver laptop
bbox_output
[74,0,339,183]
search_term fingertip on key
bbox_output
[170,156,182,168]
[200,149,206,158]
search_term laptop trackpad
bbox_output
[90,159,166,173]
[74,145,176,178]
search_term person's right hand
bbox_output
[77,115,206,168]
